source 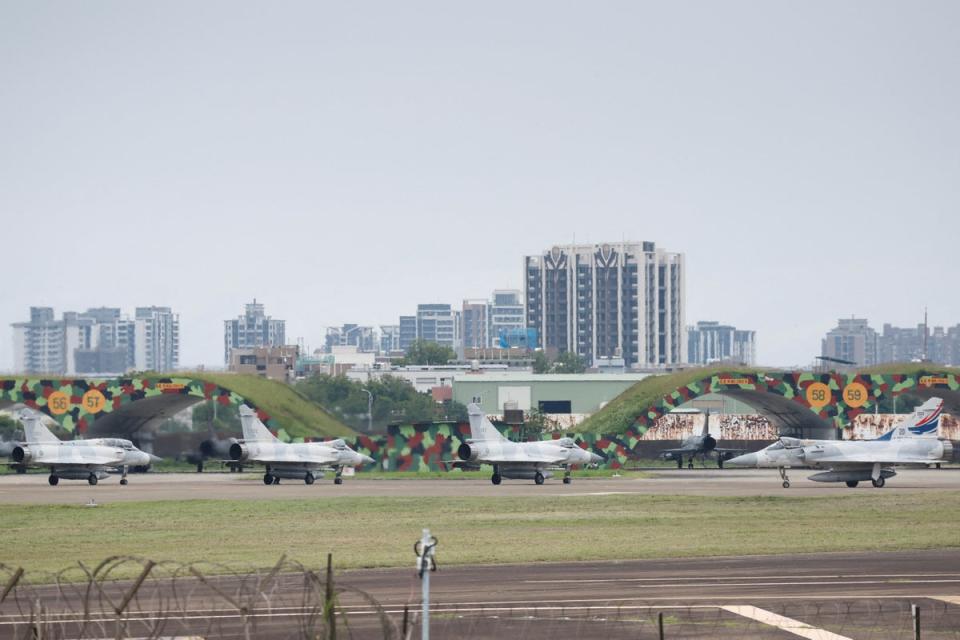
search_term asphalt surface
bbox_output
[2,551,959,639]
[0,467,958,503]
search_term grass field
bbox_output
[3,491,959,579]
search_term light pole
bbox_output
[361,388,373,432]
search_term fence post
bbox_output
[325,553,336,640]
[912,603,920,640]
[415,529,438,640]
[658,611,664,639]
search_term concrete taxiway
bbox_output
[2,550,958,639]
[0,467,957,504]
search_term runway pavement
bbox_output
[2,550,959,638]
[0,467,958,504]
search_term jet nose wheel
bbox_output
[534,472,545,485]
[48,475,59,486]
[782,480,790,489]
[491,473,502,485]
[334,477,343,485]
[263,473,274,485]
[87,473,98,486]
[120,478,128,486]
[563,477,571,484]
[871,477,885,488]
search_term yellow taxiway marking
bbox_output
[722,605,852,640]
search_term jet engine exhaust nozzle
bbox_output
[229,443,249,462]
[702,435,717,451]
[457,443,476,462]
[11,446,31,464]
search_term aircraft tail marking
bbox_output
[466,403,509,442]
[875,397,944,440]
[238,405,278,442]
[20,409,60,444]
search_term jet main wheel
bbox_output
[273,476,281,485]
[334,477,343,485]
[48,475,59,486]
[687,460,694,469]
[872,477,885,488]
[304,472,315,485]
[718,458,724,469]
[534,472,545,485]
[782,480,790,489]
[120,478,128,486]
[491,473,502,485]
[563,477,572,484]
[676,458,683,469]
[845,480,859,488]
[88,474,98,486]
[263,473,274,485]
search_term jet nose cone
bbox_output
[360,454,374,466]
[590,452,605,465]
[727,452,758,467]
[149,454,163,464]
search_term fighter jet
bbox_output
[728,398,953,488]
[9,409,157,485]
[659,411,744,469]
[456,403,603,485]
[228,405,373,485]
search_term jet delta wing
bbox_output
[456,403,603,485]
[228,405,373,485]
[728,398,953,488]
[10,409,156,486]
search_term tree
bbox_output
[403,340,455,366]
[553,350,586,374]
[532,351,551,374]
[0,414,18,441]
[192,401,241,433]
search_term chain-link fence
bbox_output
[2,558,959,639]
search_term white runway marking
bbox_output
[932,595,960,605]
[722,605,852,640]
[524,572,960,584]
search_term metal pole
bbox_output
[912,603,920,640]
[658,611,664,639]
[362,389,373,432]
[421,528,430,640]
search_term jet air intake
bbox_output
[229,442,250,462]
[11,446,31,464]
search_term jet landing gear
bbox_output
[120,465,129,486]
[779,467,791,489]
[304,471,315,485]
[491,465,502,485]
[846,481,859,488]
[534,471,545,485]
[87,473,98,486]
[563,467,572,485]
[334,467,344,485]
[871,477,885,488]
[48,474,59,486]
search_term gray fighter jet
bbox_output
[728,398,953,488]
[659,411,744,469]
[229,405,373,485]
[456,403,603,485]
[9,409,157,485]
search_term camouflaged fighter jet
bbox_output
[659,410,745,469]
[456,403,604,485]
[728,398,953,488]
[229,405,373,485]
[9,409,157,486]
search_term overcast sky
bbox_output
[1,1,958,370]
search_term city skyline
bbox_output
[2,2,958,370]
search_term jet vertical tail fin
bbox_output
[467,403,509,442]
[876,397,944,440]
[238,405,278,442]
[701,410,711,436]
[20,410,60,444]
